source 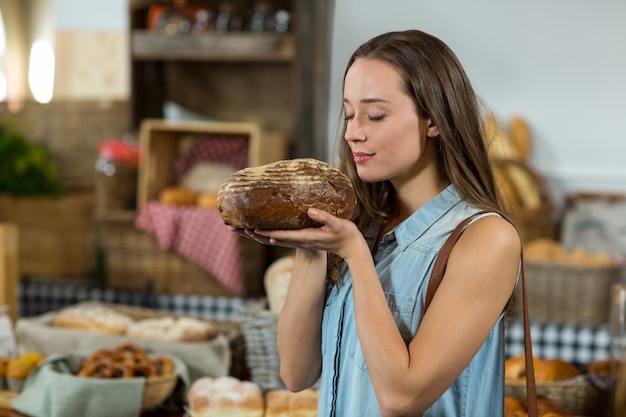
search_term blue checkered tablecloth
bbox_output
[18,278,260,321]
[505,319,611,362]
[17,279,611,362]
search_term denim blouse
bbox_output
[317,185,506,416]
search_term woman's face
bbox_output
[343,58,435,185]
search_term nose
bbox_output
[344,118,366,143]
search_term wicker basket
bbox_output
[238,299,285,391]
[0,192,96,278]
[505,379,610,417]
[100,302,249,379]
[523,260,623,325]
[96,209,265,296]
[141,372,179,411]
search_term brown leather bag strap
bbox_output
[424,211,538,417]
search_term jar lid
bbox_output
[98,138,139,166]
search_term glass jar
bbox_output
[94,136,139,212]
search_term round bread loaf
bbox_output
[217,158,357,229]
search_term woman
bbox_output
[245,30,521,416]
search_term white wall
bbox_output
[328,0,626,205]
[53,0,127,30]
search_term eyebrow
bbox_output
[343,97,391,105]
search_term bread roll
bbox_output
[53,305,134,335]
[265,389,319,417]
[264,255,295,314]
[159,186,197,206]
[217,158,357,229]
[187,376,264,417]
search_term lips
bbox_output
[353,151,374,164]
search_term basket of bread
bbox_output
[75,342,180,411]
[10,342,186,417]
[484,113,556,244]
[15,301,249,383]
[504,354,612,416]
[522,238,623,325]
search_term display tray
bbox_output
[14,301,248,384]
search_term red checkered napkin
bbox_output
[135,202,245,295]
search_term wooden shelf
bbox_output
[131,31,296,62]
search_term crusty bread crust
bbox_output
[217,158,356,229]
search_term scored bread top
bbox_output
[217,158,356,229]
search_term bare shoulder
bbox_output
[457,214,521,258]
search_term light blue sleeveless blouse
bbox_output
[317,185,506,416]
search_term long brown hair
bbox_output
[327,30,507,284]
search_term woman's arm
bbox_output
[276,247,328,391]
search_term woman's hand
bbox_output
[232,208,362,261]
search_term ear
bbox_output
[427,121,440,138]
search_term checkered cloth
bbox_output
[18,279,259,321]
[505,319,611,363]
[170,134,249,184]
[135,202,245,295]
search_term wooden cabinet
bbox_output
[129,0,329,160]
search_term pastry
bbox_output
[126,316,218,342]
[187,376,264,417]
[505,355,580,383]
[77,342,174,379]
[265,389,319,417]
[159,186,197,206]
[217,158,357,229]
[542,358,580,381]
[197,191,219,209]
[53,305,134,335]
[264,255,295,314]
[587,358,619,376]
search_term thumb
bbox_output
[307,207,329,224]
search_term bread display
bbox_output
[76,342,175,379]
[53,304,218,342]
[53,304,135,335]
[187,376,264,417]
[483,112,553,216]
[524,238,614,266]
[264,255,295,314]
[505,355,580,384]
[126,316,218,343]
[217,158,357,229]
[505,396,571,417]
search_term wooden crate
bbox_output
[137,119,286,208]
[0,192,95,278]
[97,210,266,296]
